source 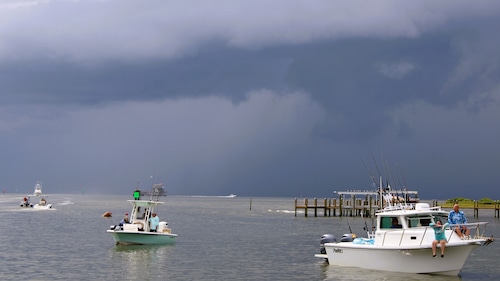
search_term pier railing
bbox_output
[294,197,500,218]
[294,196,378,217]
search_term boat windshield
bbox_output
[407,215,448,227]
[432,215,449,225]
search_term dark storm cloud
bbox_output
[1,1,500,200]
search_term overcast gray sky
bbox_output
[1,0,499,200]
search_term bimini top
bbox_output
[127,199,164,207]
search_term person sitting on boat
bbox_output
[448,204,470,239]
[149,213,159,232]
[118,212,129,229]
[430,220,449,258]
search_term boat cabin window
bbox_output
[420,219,431,226]
[408,217,419,227]
[391,217,402,228]
[380,217,402,229]
[407,216,435,227]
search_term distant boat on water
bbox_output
[190,194,237,198]
[140,183,167,197]
[33,182,43,196]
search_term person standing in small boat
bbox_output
[430,220,449,258]
[150,213,159,232]
[448,204,470,239]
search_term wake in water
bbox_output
[269,209,301,214]
[57,200,75,205]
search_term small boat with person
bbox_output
[33,197,53,209]
[20,196,33,208]
[315,179,494,276]
[107,187,177,245]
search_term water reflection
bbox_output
[109,244,175,279]
[318,262,462,281]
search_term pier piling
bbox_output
[294,195,499,218]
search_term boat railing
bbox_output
[378,204,414,213]
[377,204,443,213]
[377,222,492,247]
[448,222,491,239]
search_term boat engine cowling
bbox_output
[320,234,337,254]
[340,233,356,242]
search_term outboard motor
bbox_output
[320,234,337,254]
[340,233,356,242]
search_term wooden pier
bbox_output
[294,191,382,217]
[295,191,500,218]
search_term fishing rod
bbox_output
[363,217,376,238]
[361,157,378,188]
[395,163,410,204]
[386,161,399,192]
[346,217,353,234]
[382,160,396,205]
[370,148,382,181]
[395,162,404,190]
[393,164,406,204]
[362,216,369,234]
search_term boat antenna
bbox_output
[149,176,155,201]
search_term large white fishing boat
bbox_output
[33,181,43,196]
[107,188,177,245]
[315,181,494,276]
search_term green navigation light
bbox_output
[133,190,141,200]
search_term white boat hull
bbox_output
[33,204,53,210]
[107,230,177,245]
[321,241,482,275]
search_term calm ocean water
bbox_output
[0,194,498,281]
